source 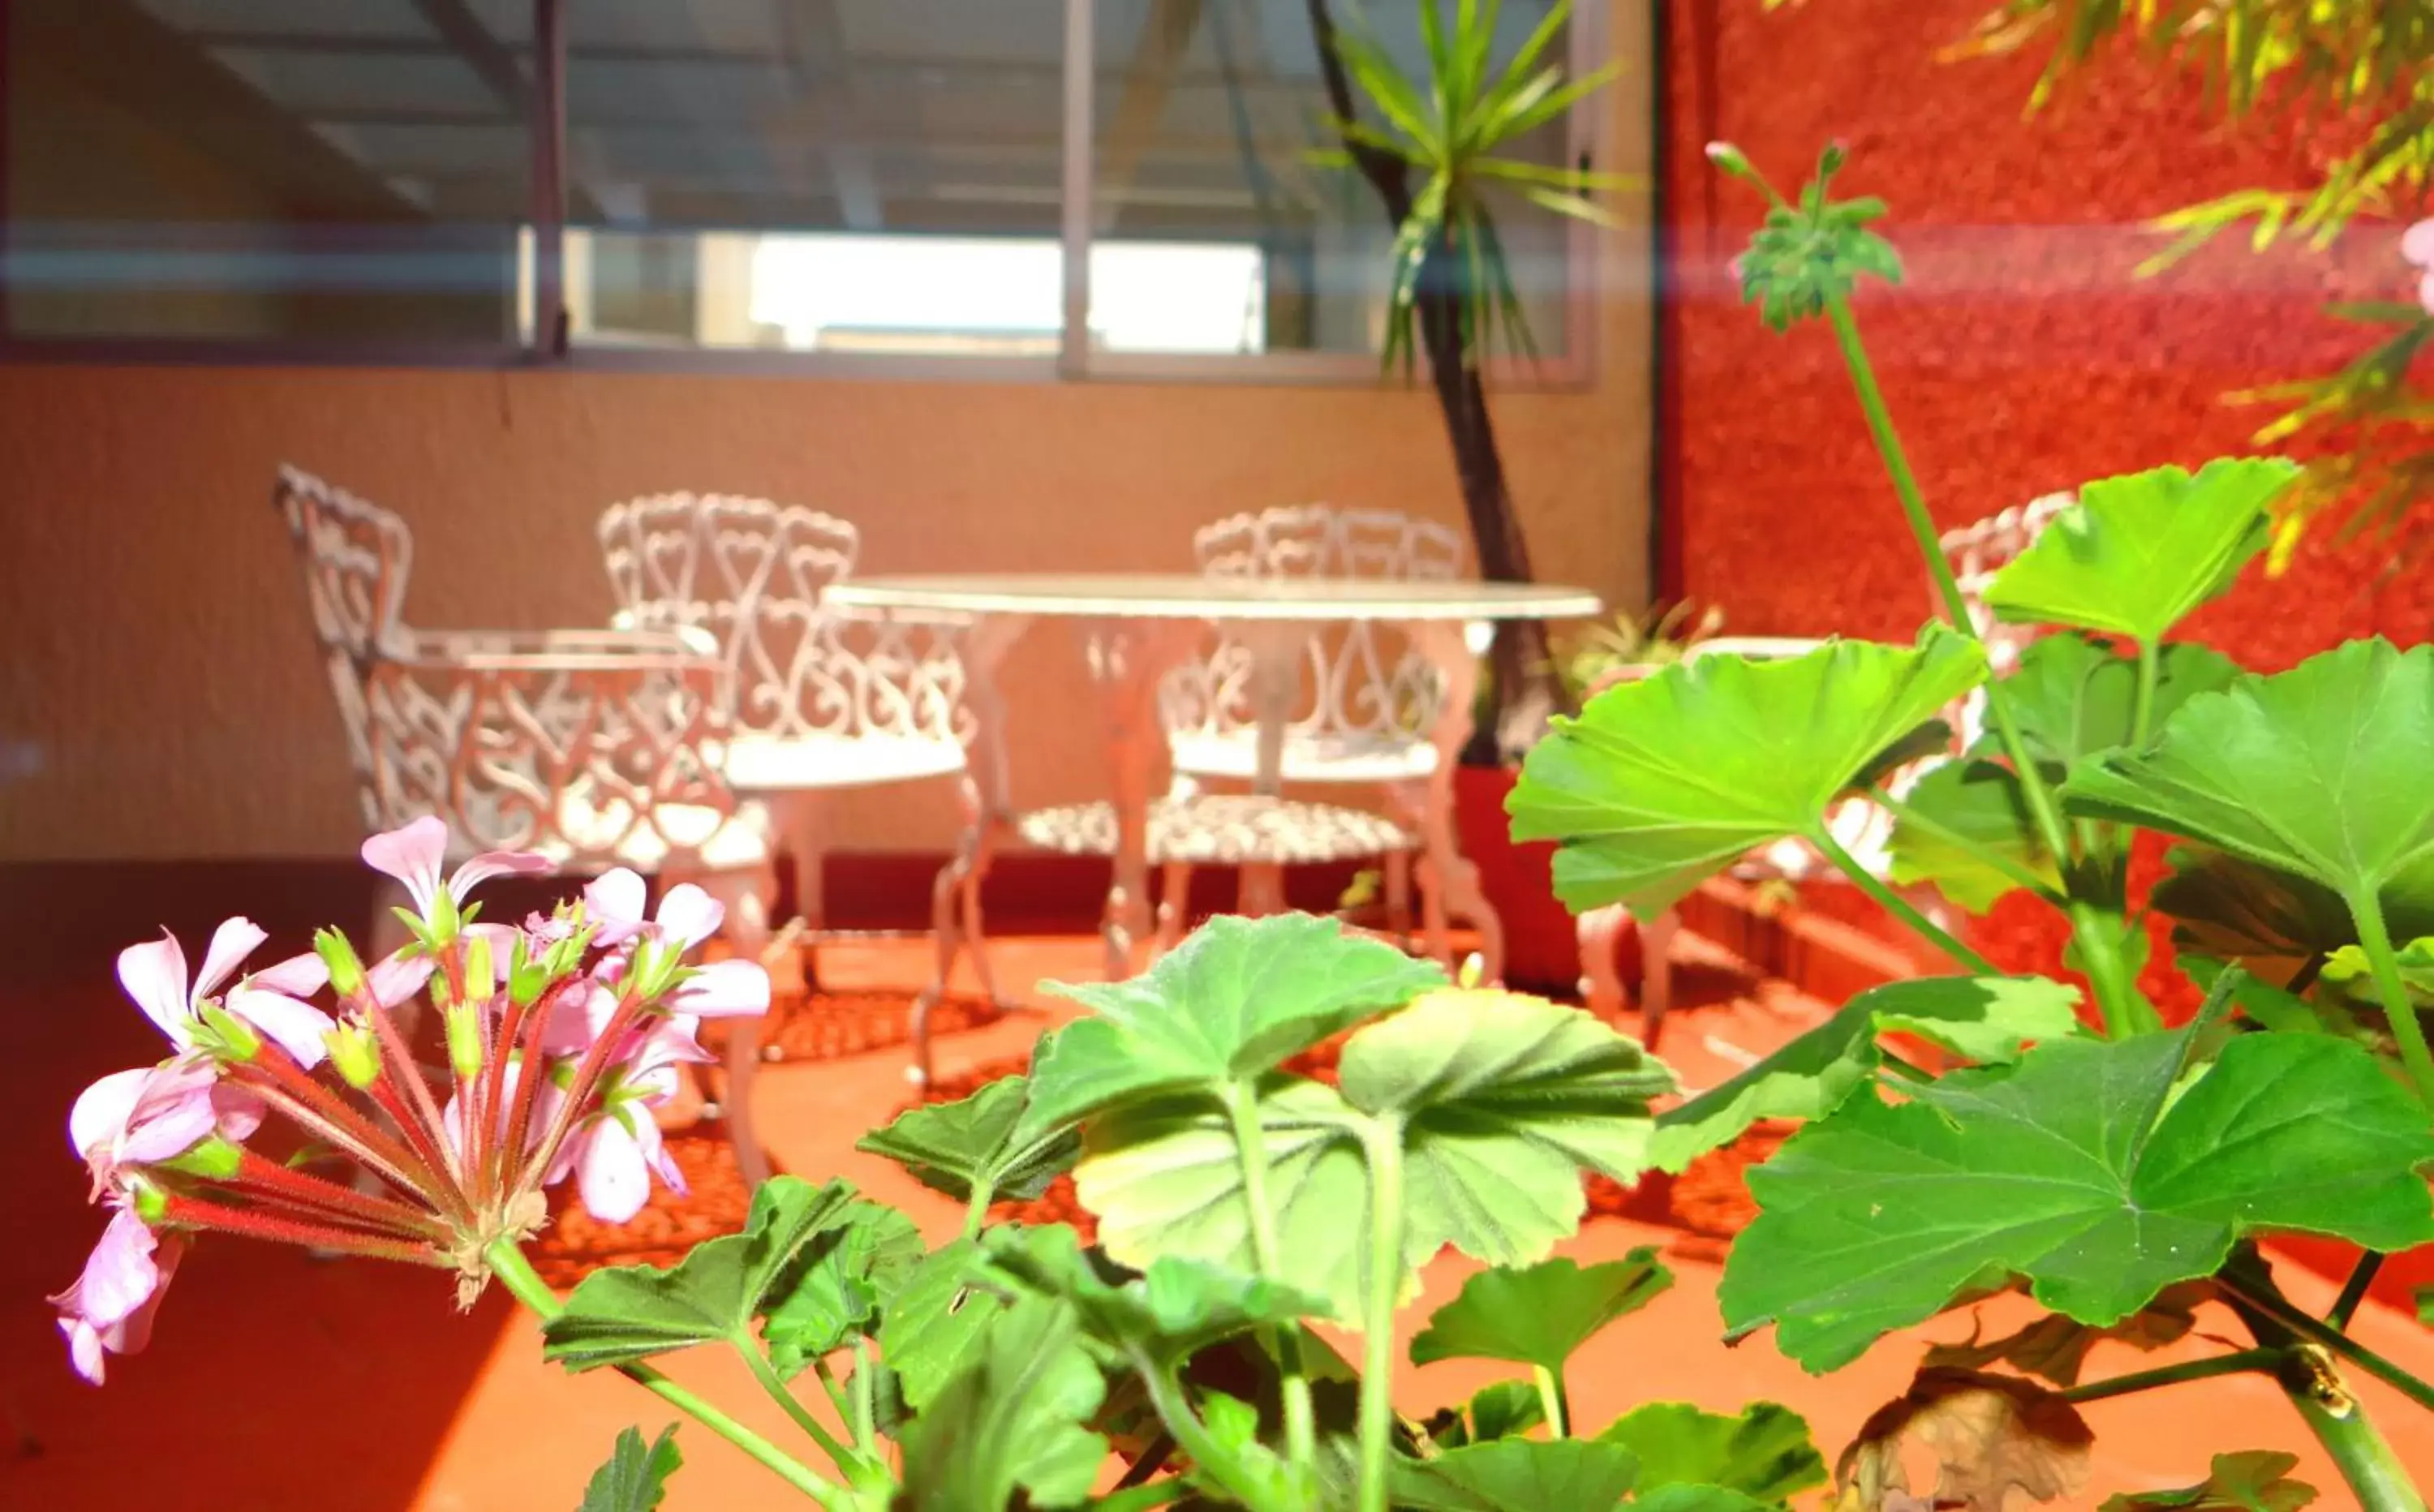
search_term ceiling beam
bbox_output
[776,0,884,230]
[1094,0,1205,234]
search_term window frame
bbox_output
[0,0,1610,388]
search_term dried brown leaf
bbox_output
[1832,1367,2093,1512]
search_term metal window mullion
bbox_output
[529,0,567,358]
[1060,0,1094,380]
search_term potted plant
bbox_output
[1310,0,1633,990]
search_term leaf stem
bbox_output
[2344,887,2434,1112]
[1138,1358,1293,1512]
[2219,1266,2429,1512]
[1357,1119,1409,1512]
[810,1356,854,1428]
[1808,823,1999,974]
[482,1239,850,1510]
[2131,637,2161,747]
[1220,1080,1320,1481]
[2219,1267,2434,1414]
[2058,1347,2283,1403]
[2333,1254,2388,1334]
[1530,1364,1570,1439]
[1823,294,2148,1037]
[961,1178,996,1243]
[738,1338,870,1482]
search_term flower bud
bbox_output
[1705,140,1755,179]
[327,1021,383,1089]
[509,959,554,1007]
[464,932,497,1003]
[130,1180,170,1225]
[161,1134,245,1181]
[196,1003,262,1062]
[1457,952,1486,990]
[443,1002,485,1083]
[314,927,367,999]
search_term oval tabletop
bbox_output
[827,572,1602,622]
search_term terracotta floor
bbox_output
[10,918,2434,1510]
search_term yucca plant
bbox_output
[1308,0,1631,761]
[1770,0,2434,561]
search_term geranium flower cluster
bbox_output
[50,817,770,1384]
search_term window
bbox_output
[3,0,532,345]
[0,0,1609,376]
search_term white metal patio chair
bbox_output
[1153,505,1467,949]
[275,466,783,1186]
[596,494,992,1021]
[1576,494,2072,1045]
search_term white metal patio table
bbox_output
[827,572,1600,1071]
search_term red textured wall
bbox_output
[1661,0,2426,657]
[1658,0,2434,1003]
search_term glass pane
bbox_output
[1086,0,1577,358]
[3,0,531,343]
[548,0,1068,354]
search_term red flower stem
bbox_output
[159,1192,445,1266]
[517,991,648,1195]
[363,1074,476,1227]
[223,1056,433,1199]
[476,990,534,1207]
[367,1001,473,1215]
[231,1150,453,1242]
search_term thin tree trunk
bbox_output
[1305,0,1570,762]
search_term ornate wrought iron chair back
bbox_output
[597,494,968,752]
[276,469,740,866]
[273,466,422,834]
[1165,505,1469,749]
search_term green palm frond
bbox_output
[1320,0,1632,376]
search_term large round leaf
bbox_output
[1984,633,2240,767]
[1720,1027,2434,1372]
[1510,626,1987,915]
[1979,459,2293,643]
[1023,913,1444,1140]
[2063,639,2434,919]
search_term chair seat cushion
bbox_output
[1168,731,1438,784]
[720,732,966,793]
[1017,794,1412,866]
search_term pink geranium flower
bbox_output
[545,1016,711,1222]
[51,1205,185,1385]
[70,1060,263,1199]
[2405,220,2434,315]
[361,816,550,935]
[584,870,769,1019]
[117,919,337,1067]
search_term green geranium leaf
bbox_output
[1023,913,1445,1138]
[1631,1490,1775,1512]
[577,1425,681,1512]
[2066,640,2434,928]
[894,1296,1107,1510]
[1078,1080,1398,1323]
[1989,634,2243,767]
[761,1198,924,1377]
[1078,990,1671,1321]
[2099,1450,2318,1510]
[2151,848,2367,989]
[879,1236,1004,1410]
[1885,759,2057,912]
[1459,1380,1549,1445]
[1511,626,1986,914]
[1389,1439,1643,1512]
[543,1177,858,1371]
[1598,1401,1826,1505]
[2321,934,2434,1002]
[1981,460,2293,644]
[974,1222,1324,1367]
[1923,1282,2207,1386]
[1720,1027,2434,1372]
[856,1075,1079,1205]
[1186,1390,1324,1509]
[1649,976,2083,1173]
[1409,1252,1671,1374]
[1338,989,1674,1269]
